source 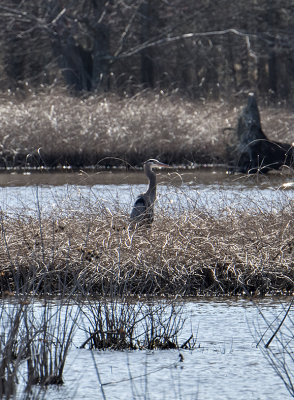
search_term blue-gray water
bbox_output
[7,298,294,400]
[0,169,293,216]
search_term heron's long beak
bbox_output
[155,162,172,168]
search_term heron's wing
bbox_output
[130,196,146,221]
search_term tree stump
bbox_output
[232,93,294,173]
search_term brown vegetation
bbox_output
[0,191,293,297]
[80,299,194,351]
[0,299,79,396]
[0,90,293,169]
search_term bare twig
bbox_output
[265,299,294,348]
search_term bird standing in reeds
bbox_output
[130,159,171,228]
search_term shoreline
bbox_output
[0,91,293,170]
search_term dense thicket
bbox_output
[1,1,294,100]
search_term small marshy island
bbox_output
[0,172,293,298]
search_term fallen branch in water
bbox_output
[265,299,294,348]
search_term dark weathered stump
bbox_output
[232,93,294,173]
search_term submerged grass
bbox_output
[0,187,293,297]
[0,89,293,169]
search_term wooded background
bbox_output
[1,1,294,101]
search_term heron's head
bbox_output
[143,159,171,170]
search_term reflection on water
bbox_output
[0,167,293,187]
[0,168,293,216]
[10,298,292,400]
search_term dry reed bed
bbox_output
[0,202,293,297]
[0,90,293,168]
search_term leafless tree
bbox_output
[1,0,294,99]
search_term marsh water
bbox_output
[10,298,294,400]
[0,167,293,216]
[1,168,294,399]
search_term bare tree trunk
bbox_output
[232,93,294,173]
[51,1,110,91]
[268,47,277,98]
[140,0,155,88]
[91,23,110,91]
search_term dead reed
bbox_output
[0,303,25,398]
[256,299,294,398]
[0,188,293,297]
[80,299,194,350]
[0,297,79,398]
[0,89,293,169]
[24,300,79,386]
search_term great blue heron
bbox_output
[130,159,171,227]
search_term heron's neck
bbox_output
[145,166,156,201]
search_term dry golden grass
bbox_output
[0,89,293,169]
[1,196,293,297]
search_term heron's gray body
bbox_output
[130,159,169,227]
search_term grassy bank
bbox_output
[0,193,293,297]
[0,89,293,169]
